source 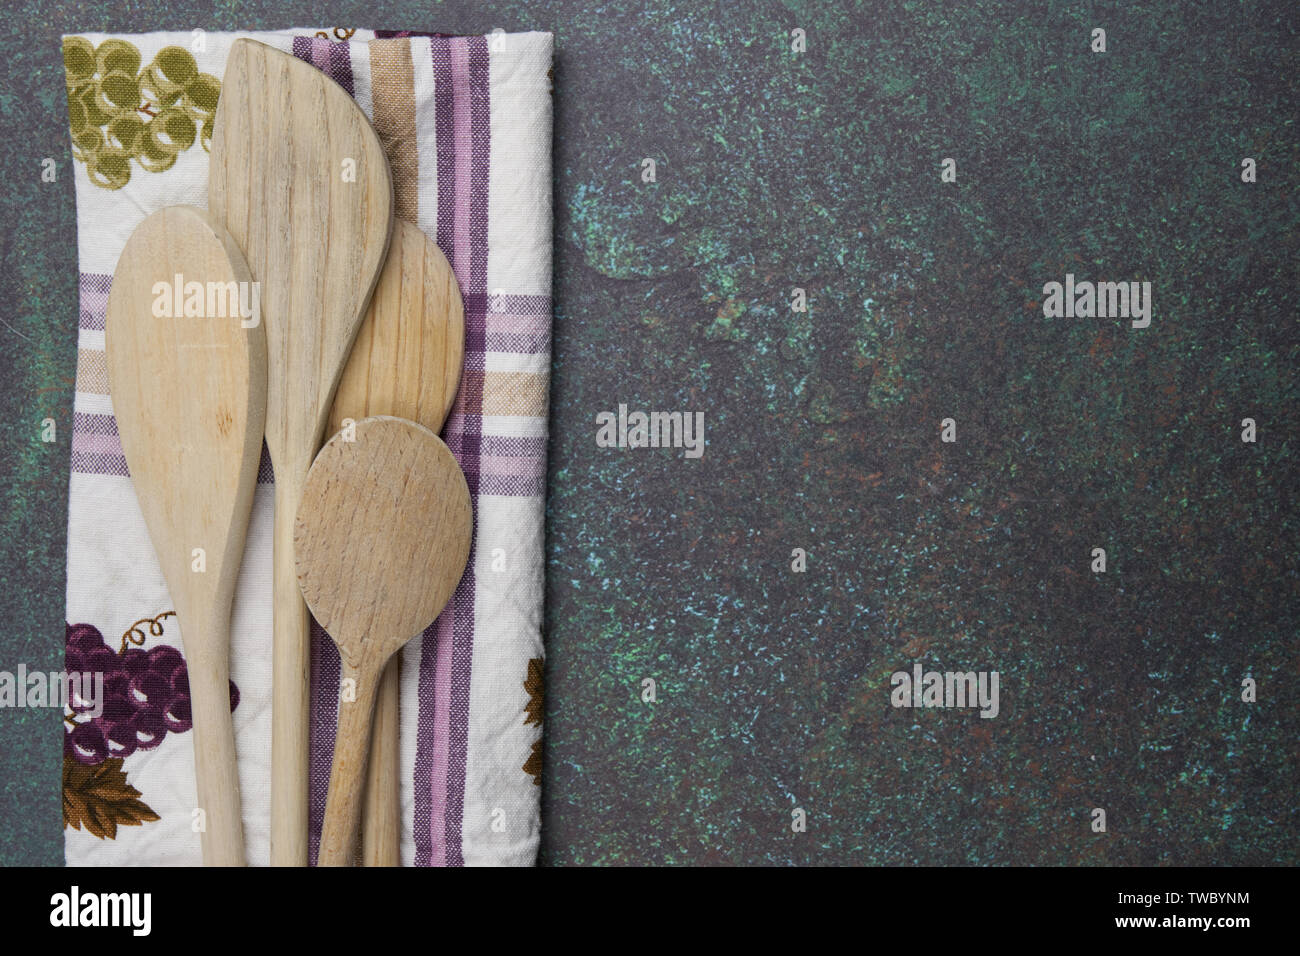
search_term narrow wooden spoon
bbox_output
[209,37,394,866]
[328,220,465,866]
[105,205,266,866]
[295,416,471,867]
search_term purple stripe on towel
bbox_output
[326,39,355,95]
[292,36,353,96]
[443,34,493,869]
[307,622,341,867]
[413,33,491,868]
[414,34,457,869]
[79,273,111,330]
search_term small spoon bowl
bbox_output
[293,415,471,866]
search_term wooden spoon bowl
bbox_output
[294,415,471,866]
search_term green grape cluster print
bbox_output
[64,37,220,190]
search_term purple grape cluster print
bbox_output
[63,620,239,765]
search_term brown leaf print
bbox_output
[523,656,544,727]
[523,739,542,787]
[63,754,160,839]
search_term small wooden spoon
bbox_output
[210,38,394,866]
[105,205,267,866]
[295,416,471,867]
[328,220,465,866]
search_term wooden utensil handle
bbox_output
[319,660,380,866]
[271,480,311,867]
[187,620,246,867]
[361,656,401,866]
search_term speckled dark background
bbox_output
[0,1,1296,866]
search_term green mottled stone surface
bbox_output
[0,1,1295,866]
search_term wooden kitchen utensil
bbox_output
[294,416,472,867]
[328,219,465,866]
[209,37,394,866]
[104,205,266,867]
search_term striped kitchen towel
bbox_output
[61,28,552,866]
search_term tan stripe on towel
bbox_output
[76,348,109,394]
[481,371,549,419]
[368,39,419,224]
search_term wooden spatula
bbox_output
[294,416,472,867]
[209,37,394,866]
[328,220,465,866]
[105,205,266,867]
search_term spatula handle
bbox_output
[361,657,401,866]
[319,659,380,866]
[187,622,246,867]
[271,480,311,866]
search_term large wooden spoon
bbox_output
[294,416,472,867]
[209,38,394,866]
[105,205,266,866]
[328,220,465,866]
